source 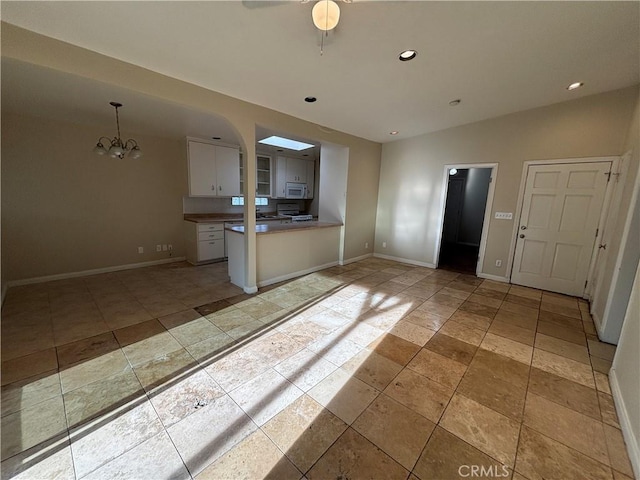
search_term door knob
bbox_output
[519,234,525,238]
[520,226,527,230]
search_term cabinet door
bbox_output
[256,154,272,197]
[215,146,241,196]
[306,160,315,199]
[199,239,224,261]
[188,141,217,196]
[275,156,287,198]
[286,157,307,183]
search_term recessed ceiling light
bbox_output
[390,131,399,135]
[449,168,458,176]
[449,99,461,106]
[305,96,317,103]
[399,50,417,61]
[259,135,314,151]
[567,82,584,91]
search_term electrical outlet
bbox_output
[494,212,513,220]
[382,241,387,248]
[365,242,369,249]
[168,244,173,251]
[156,245,161,252]
[138,247,144,254]
[495,259,502,267]
[162,244,168,251]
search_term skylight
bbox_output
[258,135,314,151]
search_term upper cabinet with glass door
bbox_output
[240,153,273,197]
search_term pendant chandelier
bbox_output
[93,102,142,159]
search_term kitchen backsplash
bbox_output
[182,196,308,214]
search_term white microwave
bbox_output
[285,182,307,199]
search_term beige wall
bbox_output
[2,112,187,281]
[375,86,639,276]
[1,24,381,285]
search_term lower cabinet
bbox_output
[185,222,225,265]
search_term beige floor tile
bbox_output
[1,325,55,362]
[508,285,542,299]
[594,371,612,395]
[1,370,61,417]
[603,423,634,477]
[1,348,59,386]
[591,356,613,375]
[60,349,130,393]
[538,309,583,329]
[480,333,533,365]
[613,470,634,480]
[541,301,581,320]
[406,348,467,390]
[273,348,338,392]
[473,287,508,301]
[308,368,379,424]
[598,391,620,428]
[440,286,473,300]
[479,280,510,293]
[208,308,258,332]
[83,431,190,480]
[226,319,265,339]
[197,429,300,480]
[515,425,612,480]
[1,395,67,461]
[262,394,347,473]
[205,348,271,391]
[428,292,465,308]
[425,333,477,365]
[148,369,224,427]
[467,293,503,309]
[488,320,536,346]
[185,333,235,363]
[537,319,587,345]
[228,368,304,426]
[458,300,498,320]
[470,349,530,388]
[167,317,224,347]
[56,332,120,368]
[122,331,183,368]
[528,367,600,420]
[367,332,421,366]
[307,428,408,480]
[492,310,538,331]
[113,319,167,347]
[403,309,450,331]
[440,393,520,467]
[414,427,509,480]
[588,339,617,361]
[352,393,435,470]
[167,394,258,476]
[449,310,493,331]
[418,300,458,319]
[439,320,485,346]
[132,348,197,391]
[535,333,591,364]
[523,392,609,465]
[532,349,595,388]
[383,368,453,423]
[1,440,75,480]
[63,368,143,428]
[388,320,436,346]
[457,367,527,420]
[499,301,539,320]
[341,349,403,391]
[504,293,541,309]
[70,400,164,478]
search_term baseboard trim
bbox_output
[256,261,340,288]
[476,273,510,283]
[340,253,373,266]
[609,367,640,479]
[373,253,436,269]
[4,257,188,289]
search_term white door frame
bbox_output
[433,163,498,276]
[508,156,619,295]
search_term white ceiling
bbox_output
[2,1,639,144]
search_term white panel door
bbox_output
[511,162,611,296]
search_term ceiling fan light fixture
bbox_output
[312,0,340,31]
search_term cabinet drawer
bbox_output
[197,223,223,233]
[198,239,224,260]
[198,230,224,241]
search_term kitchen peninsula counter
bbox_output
[226,220,343,290]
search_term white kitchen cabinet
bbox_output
[256,154,272,197]
[184,222,225,264]
[274,156,315,198]
[187,139,240,197]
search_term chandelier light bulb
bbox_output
[312,0,340,31]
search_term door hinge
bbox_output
[595,228,599,237]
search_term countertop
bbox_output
[226,221,342,235]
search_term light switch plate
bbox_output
[495,212,513,220]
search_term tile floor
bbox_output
[1,258,634,479]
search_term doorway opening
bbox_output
[437,167,493,274]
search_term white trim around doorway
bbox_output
[433,163,499,276]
